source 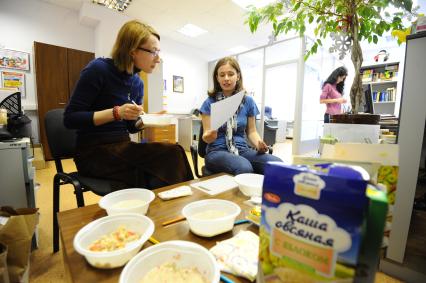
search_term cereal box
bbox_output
[259,162,374,283]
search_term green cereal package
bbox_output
[259,162,384,283]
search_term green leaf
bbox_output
[312,42,318,53]
[314,26,320,36]
[294,2,301,11]
[373,35,378,44]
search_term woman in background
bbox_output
[200,57,282,175]
[320,66,348,123]
[64,20,193,189]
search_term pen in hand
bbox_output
[131,100,145,115]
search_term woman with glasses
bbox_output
[200,57,282,175]
[320,66,348,123]
[64,20,193,189]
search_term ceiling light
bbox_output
[92,0,132,12]
[232,0,276,10]
[228,45,250,54]
[177,24,208,38]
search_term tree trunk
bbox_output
[350,13,363,113]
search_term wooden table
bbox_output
[58,174,257,283]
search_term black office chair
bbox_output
[190,126,213,178]
[44,109,126,253]
[190,125,274,178]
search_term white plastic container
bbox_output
[73,213,154,269]
[119,240,220,283]
[140,114,173,126]
[182,199,241,237]
[99,188,155,215]
[234,173,264,197]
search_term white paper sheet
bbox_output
[191,175,238,195]
[210,91,245,130]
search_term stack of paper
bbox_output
[191,175,238,195]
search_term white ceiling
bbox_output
[40,0,274,60]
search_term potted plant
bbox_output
[246,0,417,116]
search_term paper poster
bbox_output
[1,71,25,98]
[0,49,30,71]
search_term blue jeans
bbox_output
[205,147,282,175]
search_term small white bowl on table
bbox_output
[99,188,155,215]
[234,173,264,197]
[73,213,154,269]
[119,240,220,283]
[182,199,241,237]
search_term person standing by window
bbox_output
[320,66,348,123]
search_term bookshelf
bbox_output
[360,62,401,116]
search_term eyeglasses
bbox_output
[137,47,160,57]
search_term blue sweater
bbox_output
[64,58,144,145]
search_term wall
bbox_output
[1,0,209,143]
[0,0,95,142]
[161,38,208,114]
[79,2,209,114]
[78,2,128,57]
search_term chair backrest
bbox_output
[44,108,77,160]
[197,125,207,158]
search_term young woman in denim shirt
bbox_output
[200,57,282,175]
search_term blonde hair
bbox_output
[208,56,244,97]
[111,20,160,74]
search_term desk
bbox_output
[177,116,201,151]
[58,174,255,283]
[0,138,35,208]
[142,124,176,143]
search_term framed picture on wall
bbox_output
[1,71,26,98]
[0,48,30,71]
[173,75,184,93]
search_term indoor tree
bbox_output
[246,0,417,113]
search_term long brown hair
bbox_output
[111,20,160,74]
[208,56,244,97]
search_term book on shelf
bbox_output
[372,87,396,102]
[362,69,374,82]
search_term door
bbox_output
[34,42,68,160]
[34,42,94,160]
[67,48,95,97]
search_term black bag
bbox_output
[7,114,31,138]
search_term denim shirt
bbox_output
[200,94,259,153]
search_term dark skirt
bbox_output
[74,140,194,190]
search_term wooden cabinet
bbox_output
[143,124,176,143]
[34,42,94,160]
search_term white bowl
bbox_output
[182,199,241,237]
[234,173,264,197]
[73,213,154,269]
[140,114,173,126]
[119,240,220,283]
[99,188,155,215]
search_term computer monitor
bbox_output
[362,84,374,114]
